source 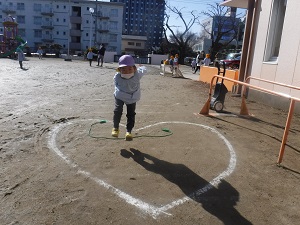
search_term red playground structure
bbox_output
[0,15,26,58]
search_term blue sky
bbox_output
[99,0,245,34]
[165,0,222,34]
[165,0,247,34]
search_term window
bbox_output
[17,3,25,10]
[34,16,42,25]
[18,29,25,37]
[110,9,118,17]
[109,34,117,42]
[136,43,141,47]
[128,42,134,45]
[109,21,118,30]
[34,30,42,38]
[34,3,42,12]
[265,0,287,62]
[17,16,25,24]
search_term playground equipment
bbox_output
[200,75,300,164]
[0,15,27,58]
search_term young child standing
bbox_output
[112,55,146,141]
[16,47,25,69]
[87,49,96,66]
[191,58,196,72]
[203,54,211,66]
[37,47,43,59]
[169,55,174,74]
[172,54,184,78]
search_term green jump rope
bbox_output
[88,120,173,140]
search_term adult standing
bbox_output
[97,44,106,67]
[193,51,205,74]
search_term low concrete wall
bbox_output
[148,53,168,65]
[248,89,300,114]
[104,52,117,63]
[62,52,168,66]
[198,66,239,92]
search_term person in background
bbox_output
[191,58,196,72]
[87,49,96,66]
[203,54,211,66]
[37,47,43,59]
[172,54,184,78]
[111,55,147,141]
[169,55,174,75]
[97,44,106,67]
[16,47,25,69]
[193,51,205,74]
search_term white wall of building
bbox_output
[249,0,300,99]
[148,53,168,65]
[242,0,300,112]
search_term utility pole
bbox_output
[95,0,98,47]
[89,7,94,49]
[65,0,72,61]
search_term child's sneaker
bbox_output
[125,132,133,141]
[111,128,119,137]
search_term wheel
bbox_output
[213,101,224,112]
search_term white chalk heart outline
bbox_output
[47,119,236,219]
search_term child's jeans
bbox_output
[113,98,136,132]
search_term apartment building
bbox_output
[110,0,165,53]
[0,0,124,54]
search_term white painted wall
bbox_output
[148,53,168,65]
[103,51,117,63]
[249,0,300,99]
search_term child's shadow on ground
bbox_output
[121,148,252,225]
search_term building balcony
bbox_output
[70,16,82,24]
[70,29,81,36]
[97,27,109,33]
[95,12,109,20]
[42,35,54,43]
[2,6,16,14]
[41,22,54,29]
[98,38,108,44]
[70,42,81,50]
[41,9,54,16]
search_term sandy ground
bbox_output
[0,57,300,225]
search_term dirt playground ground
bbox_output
[0,57,300,225]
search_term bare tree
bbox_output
[163,5,199,64]
[199,3,242,59]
